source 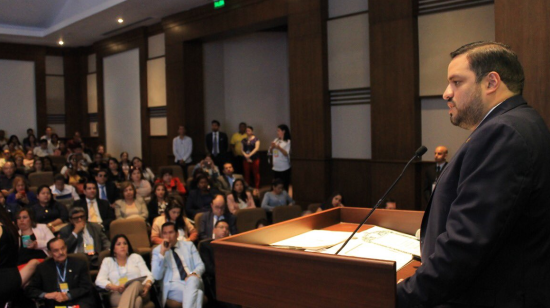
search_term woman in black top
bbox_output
[0,204,21,306]
[147,183,169,225]
[29,185,69,233]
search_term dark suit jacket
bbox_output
[423,162,448,203]
[25,257,96,308]
[397,96,550,307]
[73,198,115,230]
[215,173,244,195]
[59,222,110,257]
[198,210,236,241]
[97,181,119,204]
[205,132,229,156]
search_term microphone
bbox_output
[335,145,427,255]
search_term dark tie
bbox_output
[171,247,187,280]
[436,166,441,173]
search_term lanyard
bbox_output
[56,260,68,282]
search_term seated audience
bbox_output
[16,208,55,265]
[0,149,9,168]
[95,168,119,204]
[261,179,294,212]
[61,154,88,193]
[73,181,115,232]
[96,144,107,157]
[54,140,68,157]
[0,161,17,197]
[107,157,125,183]
[114,181,148,220]
[198,195,236,241]
[95,234,154,308]
[6,135,24,153]
[192,154,220,180]
[320,192,345,211]
[23,150,34,169]
[40,127,53,145]
[58,207,110,268]
[121,161,131,181]
[29,185,69,233]
[71,143,92,163]
[151,222,205,308]
[384,198,397,210]
[7,177,37,208]
[50,174,80,202]
[13,154,26,175]
[215,162,248,195]
[147,183,169,225]
[186,174,219,219]
[155,167,186,197]
[48,133,60,153]
[88,153,107,174]
[120,151,130,166]
[22,130,37,151]
[25,238,96,308]
[131,168,152,199]
[33,139,53,157]
[131,157,155,183]
[226,179,255,214]
[151,200,198,245]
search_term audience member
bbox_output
[206,120,229,172]
[0,149,9,168]
[193,154,220,181]
[229,122,247,175]
[73,181,115,231]
[424,145,449,203]
[151,200,198,245]
[72,144,92,163]
[241,126,260,189]
[88,152,108,174]
[13,154,26,175]
[54,140,68,156]
[107,157,125,183]
[198,195,236,241]
[96,144,107,157]
[120,151,130,166]
[173,125,193,180]
[48,133,60,153]
[0,130,6,149]
[30,185,69,233]
[66,131,82,150]
[147,183,169,225]
[23,133,37,152]
[50,174,80,202]
[0,161,17,197]
[268,124,292,191]
[7,176,37,208]
[23,150,34,169]
[114,181,148,220]
[0,193,18,221]
[226,179,255,214]
[58,207,110,268]
[61,154,88,192]
[95,169,119,204]
[261,179,294,212]
[6,135,24,153]
[131,157,155,183]
[80,142,94,161]
[151,222,205,308]
[186,174,219,219]
[320,192,345,211]
[40,127,53,144]
[0,204,23,306]
[21,128,34,145]
[95,234,154,308]
[131,168,152,199]
[25,238,96,308]
[16,208,55,265]
[41,156,55,172]
[215,162,244,195]
[384,198,397,210]
[156,167,187,197]
[121,160,131,181]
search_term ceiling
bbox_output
[0,0,213,47]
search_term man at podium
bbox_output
[397,42,550,306]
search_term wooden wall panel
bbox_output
[495,0,550,128]
[63,50,87,137]
[331,159,372,207]
[149,136,170,173]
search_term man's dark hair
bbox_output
[450,41,524,94]
[215,219,228,228]
[161,221,177,233]
[160,168,173,176]
[239,122,246,127]
[211,120,220,126]
[54,174,65,183]
[47,237,64,251]
[84,179,98,192]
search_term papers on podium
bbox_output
[269,226,420,271]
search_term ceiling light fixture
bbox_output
[58,39,64,45]
[118,18,124,24]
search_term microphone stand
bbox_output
[335,148,425,255]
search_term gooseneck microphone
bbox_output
[335,145,427,255]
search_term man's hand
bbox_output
[44,292,60,300]
[73,221,85,234]
[55,292,69,302]
[141,283,151,296]
[160,240,170,256]
[185,273,199,281]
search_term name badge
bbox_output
[118,276,128,286]
[85,244,94,255]
[59,282,69,293]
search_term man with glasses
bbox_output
[94,169,119,204]
[59,207,110,268]
[73,180,115,231]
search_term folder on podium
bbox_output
[212,207,423,308]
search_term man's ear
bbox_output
[485,71,501,94]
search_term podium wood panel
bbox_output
[213,207,423,308]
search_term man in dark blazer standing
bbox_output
[397,42,550,306]
[74,180,115,231]
[423,145,448,203]
[205,120,229,171]
[25,238,96,308]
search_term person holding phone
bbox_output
[7,177,37,207]
[16,208,54,265]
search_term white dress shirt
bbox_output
[173,135,193,164]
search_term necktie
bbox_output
[171,247,187,280]
[436,166,441,173]
[213,133,219,156]
[88,200,99,223]
[100,185,107,200]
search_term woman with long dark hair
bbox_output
[131,157,155,183]
[147,183,169,225]
[226,179,255,214]
[150,200,197,244]
[320,192,345,211]
[268,124,292,191]
[16,208,54,264]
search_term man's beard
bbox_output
[450,86,485,130]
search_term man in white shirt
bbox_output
[33,139,53,157]
[152,222,205,308]
[173,125,193,180]
[50,174,80,201]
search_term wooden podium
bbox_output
[212,207,423,308]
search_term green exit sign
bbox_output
[214,0,225,8]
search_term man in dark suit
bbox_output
[73,180,115,231]
[25,238,96,308]
[59,207,111,268]
[397,42,550,306]
[94,169,119,204]
[215,162,245,195]
[198,195,236,241]
[205,120,229,171]
[423,145,448,203]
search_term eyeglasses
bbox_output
[71,215,86,220]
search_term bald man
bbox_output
[424,145,448,203]
[198,195,236,241]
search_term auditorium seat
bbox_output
[28,171,54,187]
[307,203,322,213]
[109,217,151,257]
[235,208,267,233]
[272,205,302,224]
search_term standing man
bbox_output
[229,122,247,174]
[152,222,205,308]
[397,42,550,306]
[205,120,228,172]
[173,125,193,180]
[25,238,96,308]
[423,145,448,202]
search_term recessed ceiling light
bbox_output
[58,39,64,46]
[117,18,124,24]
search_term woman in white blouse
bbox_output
[96,234,154,308]
[16,208,54,265]
[226,179,255,214]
